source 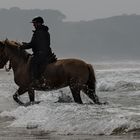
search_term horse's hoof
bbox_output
[13,95,25,106]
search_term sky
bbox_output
[0,0,140,21]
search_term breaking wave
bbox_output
[97,68,140,92]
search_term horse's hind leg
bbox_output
[26,88,41,106]
[28,88,35,102]
[82,86,101,105]
[13,87,28,105]
[22,88,37,106]
[70,85,82,104]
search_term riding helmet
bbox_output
[31,16,44,24]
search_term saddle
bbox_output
[47,53,57,64]
[40,52,57,75]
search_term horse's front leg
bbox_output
[13,87,28,105]
[25,88,40,106]
[28,88,35,103]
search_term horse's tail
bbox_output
[87,64,96,92]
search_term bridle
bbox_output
[0,45,10,71]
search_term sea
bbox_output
[0,62,140,139]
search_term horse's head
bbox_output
[0,39,30,68]
[0,40,9,68]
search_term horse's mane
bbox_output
[4,40,30,62]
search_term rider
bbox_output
[20,16,56,84]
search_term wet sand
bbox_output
[1,128,140,140]
[0,116,140,140]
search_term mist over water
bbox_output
[0,8,140,62]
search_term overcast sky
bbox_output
[0,0,140,21]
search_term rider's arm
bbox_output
[20,42,32,49]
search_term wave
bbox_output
[98,80,140,92]
[96,68,140,92]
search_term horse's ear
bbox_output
[5,38,8,40]
[4,38,10,45]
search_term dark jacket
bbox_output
[22,25,52,56]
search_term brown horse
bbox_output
[0,39,104,106]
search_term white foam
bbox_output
[96,68,140,91]
[1,100,140,135]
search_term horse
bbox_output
[0,39,104,106]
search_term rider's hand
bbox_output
[20,42,27,49]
